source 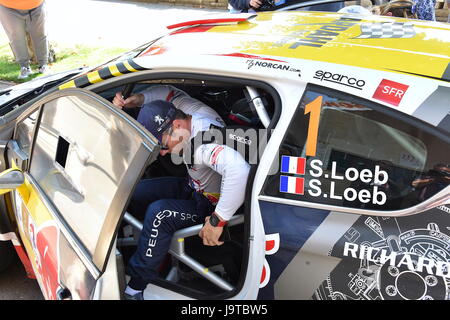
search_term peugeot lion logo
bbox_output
[154,115,164,125]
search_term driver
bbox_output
[113,88,250,300]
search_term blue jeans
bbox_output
[126,177,215,290]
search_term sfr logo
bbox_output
[373,79,409,106]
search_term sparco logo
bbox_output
[314,70,365,90]
[229,133,252,145]
[247,60,301,76]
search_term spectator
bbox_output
[0,0,49,79]
[411,164,449,201]
[228,0,344,14]
[448,0,450,22]
[338,5,373,14]
[375,0,419,18]
[412,0,437,20]
[228,0,268,13]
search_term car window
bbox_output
[262,85,450,212]
[28,94,144,255]
[15,109,39,158]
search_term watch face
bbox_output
[210,213,219,227]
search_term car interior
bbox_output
[96,77,277,299]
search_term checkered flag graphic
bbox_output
[354,22,416,39]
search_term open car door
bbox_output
[4,88,158,299]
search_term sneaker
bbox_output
[18,67,32,79]
[124,291,144,300]
[38,64,49,74]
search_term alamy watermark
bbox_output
[168,127,280,174]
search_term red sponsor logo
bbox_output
[260,233,280,288]
[372,79,409,106]
[214,53,287,63]
[30,221,60,300]
[139,45,168,57]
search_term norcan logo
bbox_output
[314,70,366,90]
[246,60,301,76]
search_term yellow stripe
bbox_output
[203,192,220,199]
[123,61,137,72]
[178,238,184,243]
[203,268,209,273]
[109,64,123,77]
[59,80,76,90]
[87,71,103,84]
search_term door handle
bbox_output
[7,140,28,171]
[56,287,72,300]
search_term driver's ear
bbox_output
[172,119,182,129]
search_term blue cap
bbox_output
[137,100,177,143]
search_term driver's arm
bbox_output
[113,91,144,109]
[196,143,250,246]
[113,85,187,109]
[196,143,250,221]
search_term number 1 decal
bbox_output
[304,96,322,157]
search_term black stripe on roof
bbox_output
[74,76,91,88]
[117,62,130,74]
[127,59,145,71]
[98,67,113,80]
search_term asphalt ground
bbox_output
[0,256,43,300]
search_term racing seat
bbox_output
[122,212,244,292]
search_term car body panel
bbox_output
[256,201,450,300]
[0,68,87,111]
[143,12,450,80]
[59,12,449,130]
[2,89,158,299]
[12,176,96,299]
[0,10,447,300]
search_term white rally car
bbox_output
[0,10,448,300]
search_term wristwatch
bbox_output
[209,213,228,227]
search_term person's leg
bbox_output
[27,3,48,69]
[447,0,450,22]
[127,176,190,220]
[0,6,30,68]
[126,197,213,292]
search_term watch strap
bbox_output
[210,213,228,227]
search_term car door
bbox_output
[6,88,158,300]
[257,84,450,300]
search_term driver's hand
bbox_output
[113,92,145,109]
[249,0,262,8]
[199,216,224,246]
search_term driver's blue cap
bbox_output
[137,100,177,143]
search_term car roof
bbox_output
[140,11,450,82]
[60,11,449,132]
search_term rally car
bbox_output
[0,10,448,300]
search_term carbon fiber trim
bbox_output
[413,86,450,129]
[442,63,450,81]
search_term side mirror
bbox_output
[0,169,25,195]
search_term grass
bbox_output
[0,42,127,84]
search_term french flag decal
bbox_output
[281,156,306,175]
[279,176,305,195]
